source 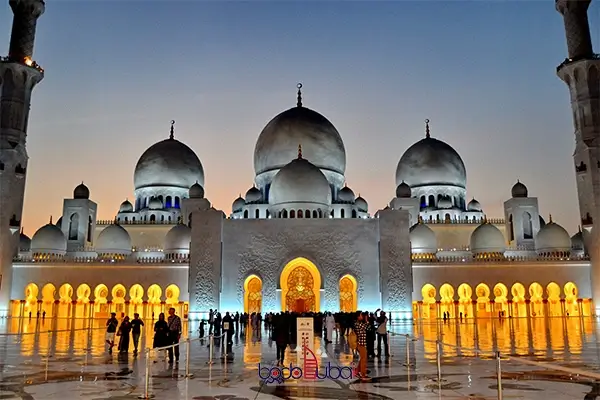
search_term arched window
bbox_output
[124,217,128,222]
[523,212,533,239]
[150,214,156,222]
[420,196,426,208]
[87,216,92,242]
[428,195,435,207]
[298,210,303,218]
[282,209,288,218]
[318,209,322,218]
[174,197,180,208]
[165,196,172,208]
[135,198,141,210]
[132,217,136,222]
[306,210,311,218]
[158,195,164,204]
[255,209,260,218]
[244,210,249,218]
[341,209,345,218]
[188,213,192,227]
[290,210,296,218]
[312,210,318,218]
[68,213,79,240]
[508,214,514,242]
[160,215,165,222]
[352,209,357,218]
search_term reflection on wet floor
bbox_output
[0,316,599,399]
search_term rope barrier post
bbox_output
[496,351,503,400]
[208,334,214,365]
[44,330,51,382]
[138,348,151,399]
[405,334,410,367]
[185,338,192,378]
[436,340,442,384]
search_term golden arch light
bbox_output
[244,275,263,314]
[339,274,358,312]
[280,257,321,312]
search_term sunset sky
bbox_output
[1,0,595,236]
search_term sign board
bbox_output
[223,321,230,331]
[296,317,315,367]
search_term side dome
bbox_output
[571,229,585,251]
[31,224,67,255]
[355,196,368,213]
[396,181,411,198]
[535,219,571,255]
[232,196,245,213]
[164,224,191,253]
[410,223,437,254]
[134,128,204,190]
[338,186,355,203]
[189,182,205,199]
[254,101,346,188]
[96,224,132,255]
[20,231,31,252]
[395,125,466,189]
[73,182,90,199]
[467,198,482,212]
[245,186,262,203]
[470,223,505,255]
[269,151,332,208]
[511,180,528,198]
[119,199,134,213]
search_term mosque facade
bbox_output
[0,0,596,320]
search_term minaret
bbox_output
[556,0,600,313]
[0,0,45,315]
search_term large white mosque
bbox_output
[0,0,597,321]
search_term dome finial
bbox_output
[297,83,303,107]
[549,214,553,223]
[169,120,175,140]
[298,143,303,159]
[21,226,24,234]
[578,224,582,232]
[425,119,430,138]
[49,215,53,224]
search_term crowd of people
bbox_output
[104,307,390,381]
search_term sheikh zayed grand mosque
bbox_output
[0,0,599,321]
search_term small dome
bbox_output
[148,197,163,210]
[73,182,90,200]
[535,219,571,255]
[409,223,437,254]
[396,181,411,198]
[20,231,31,252]
[245,186,262,203]
[467,198,482,212]
[269,154,331,207]
[338,186,355,203]
[31,224,67,254]
[96,224,132,254]
[355,196,368,212]
[437,196,453,209]
[232,196,245,213]
[571,229,585,251]
[511,180,528,198]
[189,182,205,199]
[164,224,191,252]
[470,223,505,254]
[119,199,133,213]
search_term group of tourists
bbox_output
[104,307,182,364]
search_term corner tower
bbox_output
[556,0,600,312]
[0,0,45,314]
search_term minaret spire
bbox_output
[297,83,303,107]
[8,0,46,63]
[169,120,175,139]
[298,144,303,159]
[425,119,431,138]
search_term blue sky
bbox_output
[0,0,595,234]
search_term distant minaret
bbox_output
[556,0,600,312]
[0,0,45,314]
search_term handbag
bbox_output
[347,329,358,350]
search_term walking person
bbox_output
[105,312,119,353]
[222,312,234,345]
[376,311,390,359]
[208,309,214,335]
[153,313,169,350]
[167,307,182,364]
[325,312,335,343]
[131,313,144,355]
[117,316,132,353]
[274,314,289,366]
[354,312,371,381]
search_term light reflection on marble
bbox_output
[0,316,599,399]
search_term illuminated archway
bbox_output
[58,283,73,302]
[475,283,491,316]
[457,283,473,318]
[244,275,263,314]
[339,275,358,312]
[94,284,109,316]
[76,284,91,303]
[439,283,455,318]
[24,283,39,314]
[493,283,508,313]
[511,283,527,317]
[111,284,127,315]
[421,284,437,319]
[546,282,562,316]
[41,283,56,303]
[280,257,321,312]
[165,284,180,305]
[564,282,579,316]
[529,282,544,317]
[147,284,163,319]
[129,284,144,304]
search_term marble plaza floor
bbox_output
[2,317,600,399]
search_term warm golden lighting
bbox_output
[244,275,263,314]
[23,57,33,66]
[339,274,358,312]
[280,257,321,312]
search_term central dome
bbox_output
[395,124,466,189]
[254,104,346,188]
[134,128,204,190]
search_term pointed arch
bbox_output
[244,275,263,314]
[339,274,358,312]
[68,213,79,240]
[280,257,321,312]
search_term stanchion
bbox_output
[496,352,503,400]
[44,330,51,382]
[185,338,192,377]
[435,340,442,384]
[404,334,410,367]
[207,334,215,365]
[138,349,151,399]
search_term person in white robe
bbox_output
[325,312,336,343]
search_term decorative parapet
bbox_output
[96,219,176,226]
[13,255,189,265]
[415,254,590,264]
[0,55,44,74]
[422,217,505,225]
[556,53,600,72]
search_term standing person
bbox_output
[325,312,335,344]
[222,312,234,345]
[274,315,288,366]
[167,307,182,364]
[105,313,119,353]
[234,312,240,335]
[117,316,132,353]
[354,312,370,381]
[199,320,206,339]
[153,313,169,349]
[130,313,144,355]
[376,311,389,359]
[208,309,214,335]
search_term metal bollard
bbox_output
[436,340,442,384]
[405,334,410,367]
[208,334,214,364]
[45,330,51,382]
[496,352,503,400]
[140,349,151,399]
[185,338,192,377]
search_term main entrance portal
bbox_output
[280,257,321,312]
